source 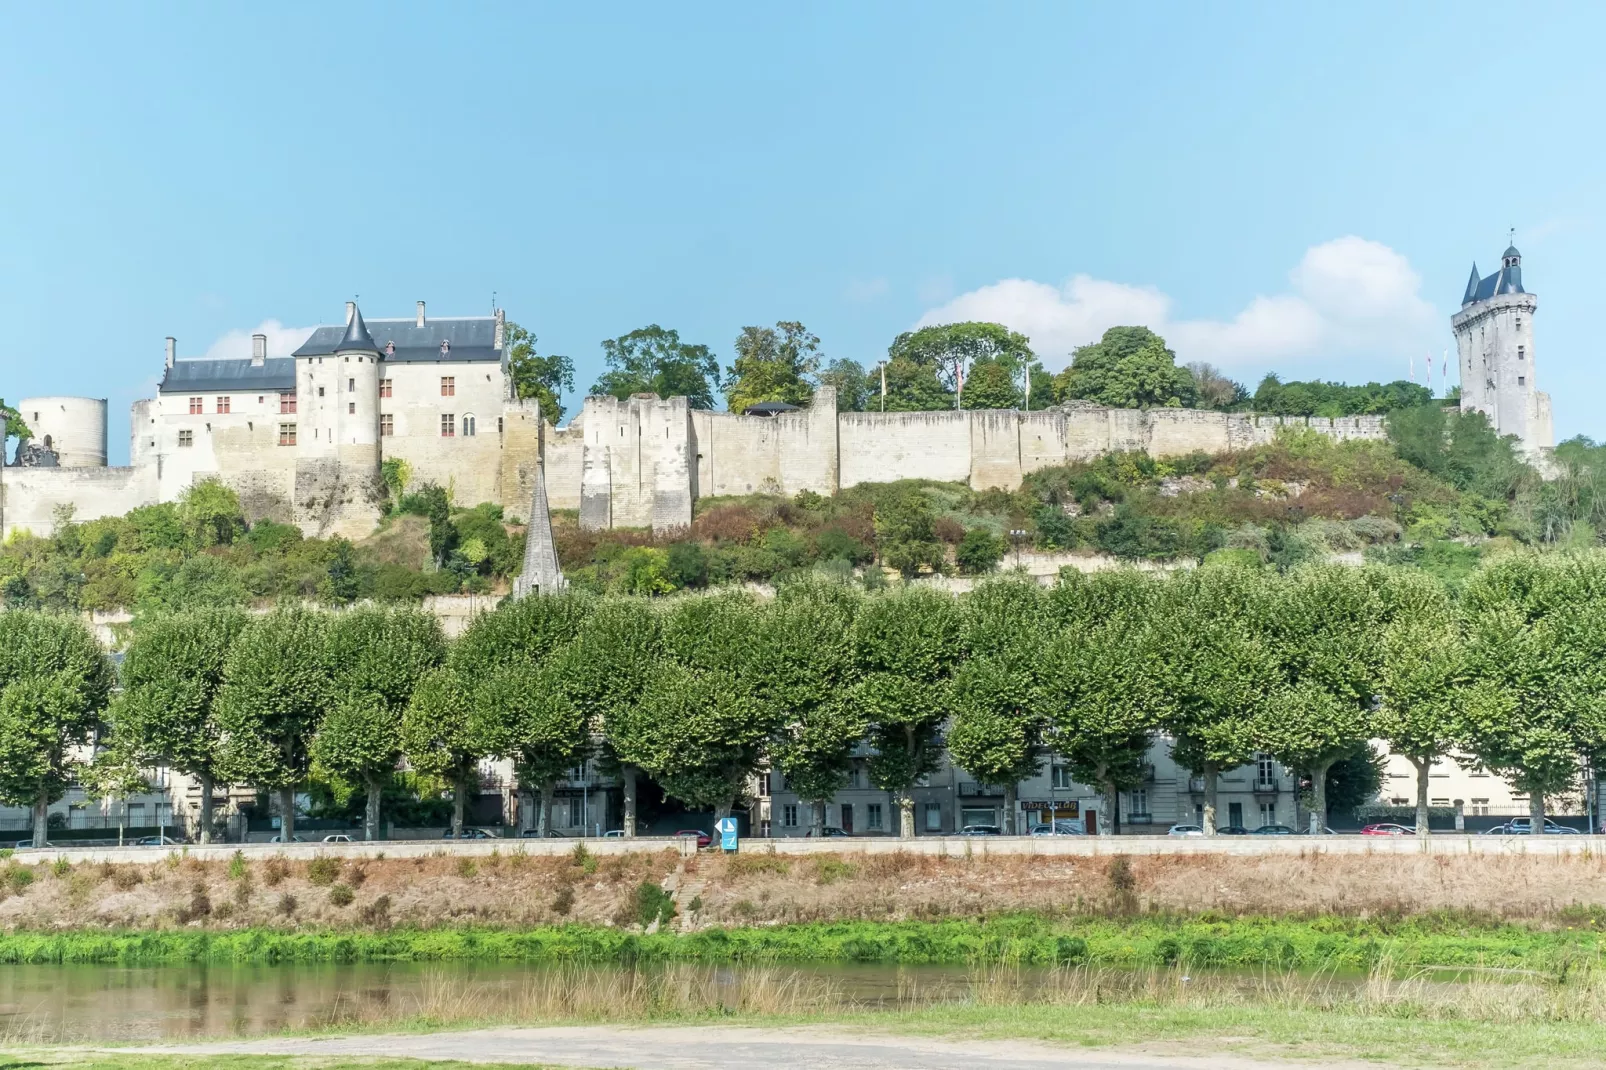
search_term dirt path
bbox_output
[85,1023,1400,1070]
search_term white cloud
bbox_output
[202,320,318,361]
[916,237,1440,376]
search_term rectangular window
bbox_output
[317,386,325,397]
[347,402,356,415]
[278,423,297,446]
[188,397,203,414]
[280,393,296,414]
[177,429,194,447]
[380,379,393,398]
[1051,766,1073,789]
[462,414,477,437]
[347,378,355,392]
[1518,375,1526,385]
[1517,345,1525,361]
[1430,798,1450,807]
[1257,755,1275,786]
[924,802,943,832]
[867,803,883,830]
[1471,798,1490,816]
[781,804,798,828]
[1130,788,1148,816]
[1259,801,1276,826]
[568,796,582,827]
[441,376,455,397]
[754,772,770,797]
[380,414,394,436]
[1228,802,1243,828]
[216,396,231,414]
[440,413,455,437]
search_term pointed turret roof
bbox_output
[336,305,381,354]
[1462,264,1481,305]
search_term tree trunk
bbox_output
[899,790,915,838]
[1530,787,1546,838]
[539,781,555,836]
[1308,759,1333,835]
[1411,756,1431,840]
[198,772,215,845]
[365,775,383,842]
[1099,774,1117,839]
[1004,781,1018,835]
[1202,760,1219,836]
[32,794,48,849]
[622,765,638,837]
[714,793,735,823]
[279,786,296,843]
[451,769,467,838]
[810,801,826,838]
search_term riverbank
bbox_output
[0,914,1601,970]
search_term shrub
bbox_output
[666,543,710,588]
[634,881,676,928]
[306,857,342,887]
[227,851,248,881]
[263,857,290,887]
[186,880,212,920]
[277,893,298,916]
[812,858,858,885]
[3,866,34,894]
[51,857,71,879]
[815,528,872,565]
[955,527,1007,575]
[327,883,355,907]
[106,865,142,891]
[570,842,598,875]
[359,894,392,926]
[551,885,576,916]
[456,857,478,879]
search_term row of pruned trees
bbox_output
[3,553,1604,845]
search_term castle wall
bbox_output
[839,409,972,488]
[0,465,157,541]
[689,386,839,499]
[543,422,585,513]
[151,389,296,524]
[377,359,503,511]
[496,397,547,519]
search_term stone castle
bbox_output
[0,246,1554,543]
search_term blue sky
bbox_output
[2,2,1602,462]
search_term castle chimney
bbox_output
[345,301,356,325]
[416,300,426,328]
[251,333,267,366]
[165,337,176,370]
[494,308,505,349]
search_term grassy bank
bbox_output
[1,914,1602,970]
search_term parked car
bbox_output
[1504,818,1579,835]
[520,828,565,838]
[135,835,184,846]
[805,827,850,837]
[321,834,353,843]
[1300,826,1339,835]
[1166,824,1206,838]
[958,824,1003,836]
[1215,826,1250,836]
[1360,823,1415,836]
[674,829,712,848]
[1251,825,1296,835]
[268,834,305,843]
[12,840,54,849]
[442,827,496,839]
[1031,820,1085,836]
[602,830,625,838]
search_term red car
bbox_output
[674,829,712,848]
[1359,823,1415,836]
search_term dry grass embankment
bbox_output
[4,845,1606,933]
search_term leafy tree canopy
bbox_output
[1054,327,1196,409]
[725,321,821,413]
[818,358,870,412]
[506,321,576,424]
[592,325,722,411]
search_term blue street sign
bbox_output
[716,817,739,852]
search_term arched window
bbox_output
[462,413,477,437]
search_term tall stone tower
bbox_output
[294,302,384,537]
[1452,243,1553,457]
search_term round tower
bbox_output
[16,397,108,467]
[1451,243,1550,456]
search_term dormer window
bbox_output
[385,341,395,356]
[440,340,451,355]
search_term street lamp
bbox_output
[1008,529,1028,569]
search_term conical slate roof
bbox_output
[1503,244,1522,260]
[1462,264,1481,305]
[336,305,382,354]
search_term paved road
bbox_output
[97,1024,1397,1070]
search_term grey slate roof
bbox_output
[336,306,381,354]
[1463,262,1526,305]
[295,315,501,363]
[159,357,295,394]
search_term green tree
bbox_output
[1038,572,1165,837]
[954,527,1007,575]
[818,358,870,412]
[959,359,1022,410]
[79,751,151,847]
[1,397,31,449]
[1255,566,1386,833]
[415,483,455,567]
[880,357,953,411]
[453,593,592,835]
[506,321,576,424]
[401,668,493,837]
[873,490,945,577]
[177,477,244,549]
[1054,327,1197,409]
[889,323,1038,407]
[592,325,722,410]
[725,321,821,413]
[0,613,112,847]
[1186,362,1246,410]
[756,582,864,836]
[947,580,1048,833]
[1374,572,1466,837]
[853,588,962,837]
[110,607,249,843]
[313,606,446,840]
[216,608,332,842]
[1152,566,1277,834]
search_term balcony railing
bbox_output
[1252,779,1280,794]
[959,783,1005,798]
[1187,776,1207,793]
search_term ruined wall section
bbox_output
[497,397,545,519]
[576,395,693,531]
[0,466,157,541]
